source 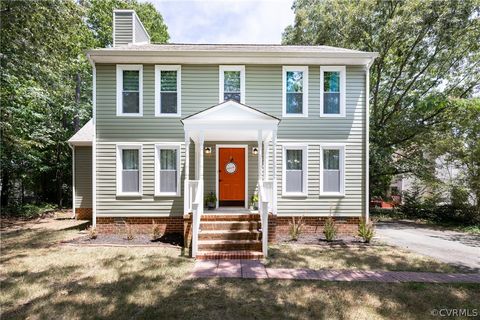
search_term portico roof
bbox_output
[181,100,280,142]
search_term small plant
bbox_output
[151,219,162,241]
[87,226,97,239]
[289,216,305,241]
[124,222,134,240]
[205,192,217,210]
[250,194,259,210]
[358,218,375,243]
[323,217,337,242]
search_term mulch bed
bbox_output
[277,233,378,248]
[65,232,184,248]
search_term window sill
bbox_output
[116,113,143,117]
[116,193,142,198]
[154,193,181,197]
[320,114,346,118]
[282,114,308,118]
[155,113,181,118]
[282,192,308,198]
[319,193,345,198]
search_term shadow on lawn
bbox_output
[265,244,464,273]
[2,229,479,319]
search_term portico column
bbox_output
[264,137,270,181]
[258,130,263,184]
[199,132,204,182]
[184,131,190,213]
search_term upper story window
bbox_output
[155,65,181,117]
[320,66,346,117]
[219,65,245,103]
[116,144,142,196]
[116,65,143,116]
[320,145,345,196]
[282,145,308,197]
[282,66,308,117]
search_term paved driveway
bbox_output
[376,222,480,272]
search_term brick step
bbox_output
[200,221,261,231]
[199,230,261,241]
[198,239,262,251]
[201,214,260,222]
[196,250,264,260]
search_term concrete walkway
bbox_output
[376,221,480,272]
[191,260,480,283]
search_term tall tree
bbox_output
[283,0,480,196]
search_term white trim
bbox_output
[133,11,151,42]
[155,65,181,117]
[320,66,346,117]
[116,64,143,117]
[92,66,96,226]
[319,145,345,196]
[116,144,143,197]
[72,146,76,218]
[282,66,309,118]
[96,213,175,217]
[154,143,181,197]
[282,144,308,197]
[219,65,245,104]
[215,144,249,209]
[112,11,116,47]
[365,65,371,222]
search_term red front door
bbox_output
[219,148,245,206]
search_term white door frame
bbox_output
[215,144,249,209]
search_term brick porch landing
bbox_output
[191,260,480,283]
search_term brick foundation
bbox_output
[76,208,92,221]
[272,216,360,242]
[96,217,184,235]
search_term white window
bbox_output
[282,145,308,196]
[116,65,143,116]
[155,144,181,196]
[320,145,345,196]
[219,65,245,103]
[320,66,346,117]
[282,66,308,117]
[116,145,142,196]
[155,65,181,117]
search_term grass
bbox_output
[266,243,464,273]
[1,228,479,320]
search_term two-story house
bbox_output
[68,10,378,259]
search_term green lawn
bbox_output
[1,228,479,320]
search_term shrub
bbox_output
[358,218,375,243]
[151,220,162,241]
[323,217,337,242]
[288,216,305,241]
[87,226,97,239]
[124,222,134,240]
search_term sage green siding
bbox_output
[114,12,133,46]
[95,64,366,217]
[74,146,92,208]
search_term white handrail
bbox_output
[259,180,273,257]
[191,180,203,257]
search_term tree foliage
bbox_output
[0,0,168,209]
[283,0,480,196]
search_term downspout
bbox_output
[365,57,375,223]
[69,143,76,219]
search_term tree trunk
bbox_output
[73,73,81,133]
[1,170,10,208]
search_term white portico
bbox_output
[181,100,280,257]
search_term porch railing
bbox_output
[258,180,274,257]
[188,180,204,257]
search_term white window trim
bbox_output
[320,66,346,118]
[155,65,182,117]
[319,144,345,196]
[116,144,143,197]
[219,65,245,104]
[282,66,309,118]
[116,65,143,117]
[155,143,181,197]
[282,144,308,197]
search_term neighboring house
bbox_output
[68,10,378,258]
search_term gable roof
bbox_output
[68,119,93,146]
[182,100,280,123]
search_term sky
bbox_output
[142,0,295,44]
